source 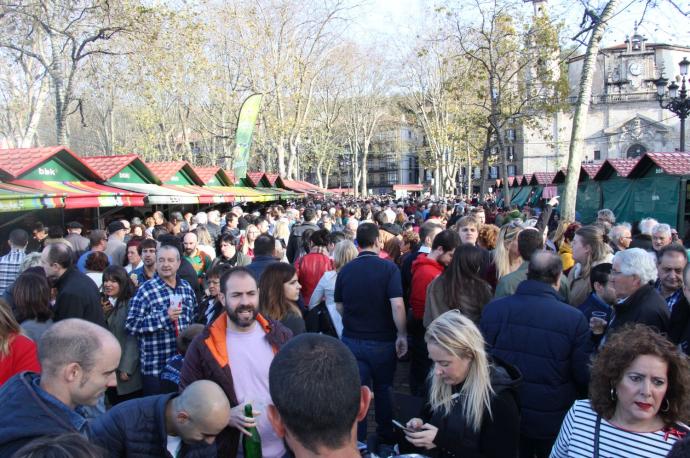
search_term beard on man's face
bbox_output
[226,304,258,327]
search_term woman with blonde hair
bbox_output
[568,225,613,307]
[489,222,523,286]
[239,224,260,258]
[404,310,520,457]
[0,299,40,386]
[308,240,359,337]
[273,220,290,248]
[193,226,216,260]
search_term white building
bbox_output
[520,29,690,174]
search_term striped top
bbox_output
[550,400,685,458]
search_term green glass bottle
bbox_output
[243,404,262,458]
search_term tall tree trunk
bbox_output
[287,139,298,179]
[466,137,473,196]
[562,0,620,220]
[276,142,287,176]
[360,143,368,197]
[495,129,511,204]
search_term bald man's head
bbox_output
[38,319,118,377]
[527,251,563,286]
[37,319,121,408]
[171,380,231,445]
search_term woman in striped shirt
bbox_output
[551,324,690,458]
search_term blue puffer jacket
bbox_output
[0,372,83,457]
[480,280,592,441]
[90,393,216,458]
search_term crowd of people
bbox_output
[0,197,689,457]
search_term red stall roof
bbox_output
[0,146,103,181]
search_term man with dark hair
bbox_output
[480,251,591,457]
[286,207,319,263]
[268,334,371,457]
[27,222,48,253]
[42,243,105,326]
[578,263,615,324]
[246,233,278,281]
[126,245,197,395]
[335,222,407,445]
[221,213,240,237]
[494,229,570,300]
[169,211,186,235]
[76,230,111,273]
[470,206,486,226]
[670,264,690,356]
[181,267,292,457]
[0,228,28,296]
[426,204,443,224]
[0,319,121,456]
[327,231,347,256]
[132,238,158,286]
[91,380,230,457]
[408,229,461,395]
[656,243,688,313]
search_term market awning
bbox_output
[163,185,232,205]
[254,186,301,199]
[206,186,276,203]
[106,182,199,205]
[12,180,145,209]
[0,182,64,213]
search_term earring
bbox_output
[662,399,670,413]
[610,387,617,401]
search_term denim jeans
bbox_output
[342,336,397,443]
[407,317,431,398]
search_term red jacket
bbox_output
[410,254,444,320]
[0,334,40,386]
[295,253,334,305]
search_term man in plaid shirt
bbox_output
[126,244,197,395]
[0,229,28,296]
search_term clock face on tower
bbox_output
[628,62,641,76]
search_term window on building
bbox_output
[593,150,601,160]
[505,145,514,161]
[489,166,500,179]
[506,129,516,141]
[626,144,646,158]
[507,165,517,176]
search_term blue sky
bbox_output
[346,0,690,53]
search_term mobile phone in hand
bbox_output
[392,419,413,432]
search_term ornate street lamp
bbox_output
[655,57,690,152]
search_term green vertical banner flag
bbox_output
[233,94,264,180]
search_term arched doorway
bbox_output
[627,143,647,158]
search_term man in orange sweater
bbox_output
[408,229,461,396]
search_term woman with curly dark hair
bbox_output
[551,324,690,457]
